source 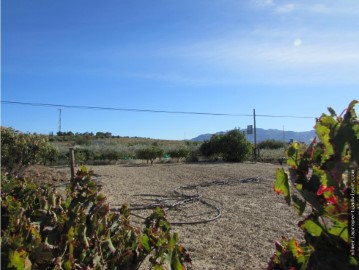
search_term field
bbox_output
[54,161,302,270]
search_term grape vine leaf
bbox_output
[275,168,291,205]
[300,220,322,237]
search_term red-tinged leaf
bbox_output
[325,194,338,205]
[275,168,291,205]
[317,185,338,204]
[317,185,327,195]
[305,137,317,159]
[287,239,302,258]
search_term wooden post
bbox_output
[253,109,257,163]
[69,147,75,179]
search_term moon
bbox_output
[293,38,302,47]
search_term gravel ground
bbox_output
[55,161,303,270]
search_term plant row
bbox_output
[1,166,191,269]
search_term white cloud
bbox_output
[307,4,332,14]
[254,0,274,7]
[160,31,359,85]
[275,3,295,13]
[256,44,359,65]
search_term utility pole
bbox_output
[253,109,257,162]
[58,109,62,133]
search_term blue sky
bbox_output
[2,0,358,139]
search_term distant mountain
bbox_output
[191,128,316,144]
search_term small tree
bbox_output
[268,100,359,269]
[167,148,190,163]
[199,129,251,162]
[1,127,59,175]
[136,146,164,165]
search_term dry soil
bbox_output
[54,161,303,270]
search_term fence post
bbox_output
[69,147,75,179]
[253,108,257,163]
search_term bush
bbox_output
[136,147,164,165]
[199,129,251,162]
[167,148,190,162]
[74,136,92,146]
[268,100,359,269]
[199,140,213,157]
[1,127,59,175]
[257,139,285,149]
[1,166,191,269]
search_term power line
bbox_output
[1,100,316,119]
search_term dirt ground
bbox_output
[20,165,68,185]
[54,161,303,270]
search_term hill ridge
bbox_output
[191,128,316,144]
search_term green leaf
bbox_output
[301,220,323,237]
[63,260,72,270]
[287,144,299,169]
[274,168,291,205]
[80,165,88,173]
[159,220,170,232]
[349,256,358,266]
[315,120,334,158]
[140,234,150,252]
[8,249,28,270]
[171,253,183,270]
[329,221,348,242]
[67,226,75,241]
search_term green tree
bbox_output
[167,148,190,162]
[199,129,251,162]
[136,146,164,165]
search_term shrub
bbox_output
[1,127,59,175]
[199,129,251,162]
[1,166,191,269]
[167,148,190,163]
[136,147,164,165]
[268,100,359,269]
[74,136,92,146]
[199,140,213,157]
[257,139,285,150]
